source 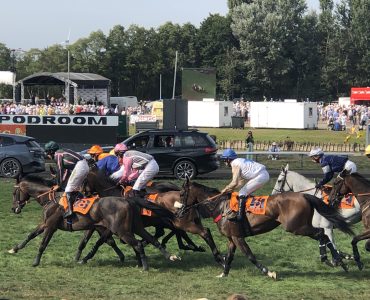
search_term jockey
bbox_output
[44,141,89,219]
[308,147,357,189]
[87,145,109,162]
[109,143,139,184]
[110,144,159,196]
[220,148,270,222]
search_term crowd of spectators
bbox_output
[0,98,152,116]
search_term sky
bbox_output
[0,0,321,50]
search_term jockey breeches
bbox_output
[344,160,357,173]
[65,159,89,193]
[239,169,270,196]
[133,159,159,191]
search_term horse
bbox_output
[271,163,361,259]
[329,171,370,270]
[10,177,180,270]
[180,179,354,278]
[11,174,129,263]
[82,167,225,267]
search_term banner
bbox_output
[0,124,26,135]
[351,87,370,102]
[0,115,118,126]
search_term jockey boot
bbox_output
[64,192,77,219]
[236,195,247,222]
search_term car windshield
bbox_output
[26,140,41,148]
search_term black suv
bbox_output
[122,129,219,179]
[0,133,45,178]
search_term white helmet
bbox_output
[308,147,324,157]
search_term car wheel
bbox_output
[174,160,197,180]
[0,158,22,178]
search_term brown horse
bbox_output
[82,168,225,267]
[10,178,179,270]
[329,171,370,270]
[180,179,354,278]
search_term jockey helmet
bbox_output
[308,147,324,157]
[114,143,128,153]
[44,141,60,153]
[365,145,370,156]
[87,145,103,155]
[221,148,238,160]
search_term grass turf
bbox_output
[1,177,369,300]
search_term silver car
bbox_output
[0,133,45,178]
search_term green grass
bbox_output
[1,177,369,300]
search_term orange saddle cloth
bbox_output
[321,187,356,209]
[141,193,159,216]
[59,193,99,215]
[229,192,268,215]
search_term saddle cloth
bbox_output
[59,193,99,215]
[321,187,356,209]
[229,192,268,215]
[141,193,159,216]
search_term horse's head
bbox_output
[272,164,292,194]
[12,182,31,214]
[328,170,351,207]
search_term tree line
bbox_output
[0,0,369,102]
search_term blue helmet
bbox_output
[221,149,238,160]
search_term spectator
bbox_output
[268,142,280,160]
[245,130,254,160]
[284,136,294,151]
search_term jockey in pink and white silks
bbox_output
[111,143,159,196]
[220,149,270,222]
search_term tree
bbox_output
[227,0,253,10]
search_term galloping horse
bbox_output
[10,178,179,270]
[180,179,354,278]
[329,171,370,270]
[80,168,222,265]
[272,164,361,258]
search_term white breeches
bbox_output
[239,169,270,196]
[133,159,159,191]
[344,160,357,173]
[65,160,89,193]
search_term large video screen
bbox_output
[182,68,216,101]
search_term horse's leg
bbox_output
[141,225,165,247]
[175,231,206,252]
[135,227,180,261]
[120,233,148,271]
[351,230,370,270]
[79,229,112,264]
[8,224,45,254]
[75,229,95,261]
[230,236,276,279]
[217,239,236,278]
[33,226,57,267]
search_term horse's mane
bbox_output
[91,166,117,187]
[191,181,220,194]
[21,174,55,187]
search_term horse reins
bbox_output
[273,170,315,194]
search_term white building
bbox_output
[250,101,318,129]
[188,100,233,127]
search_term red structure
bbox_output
[350,87,370,104]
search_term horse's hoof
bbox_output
[357,261,364,271]
[78,260,87,265]
[169,255,181,261]
[324,260,335,268]
[268,271,277,280]
[216,272,227,278]
[32,261,40,267]
[8,248,16,254]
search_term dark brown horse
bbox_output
[82,168,225,267]
[329,171,370,270]
[180,180,354,278]
[10,178,180,270]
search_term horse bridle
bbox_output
[273,169,294,193]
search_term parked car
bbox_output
[120,129,219,179]
[0,133,45,178]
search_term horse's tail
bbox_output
[128,197,174,220]
[303,194,354,236]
